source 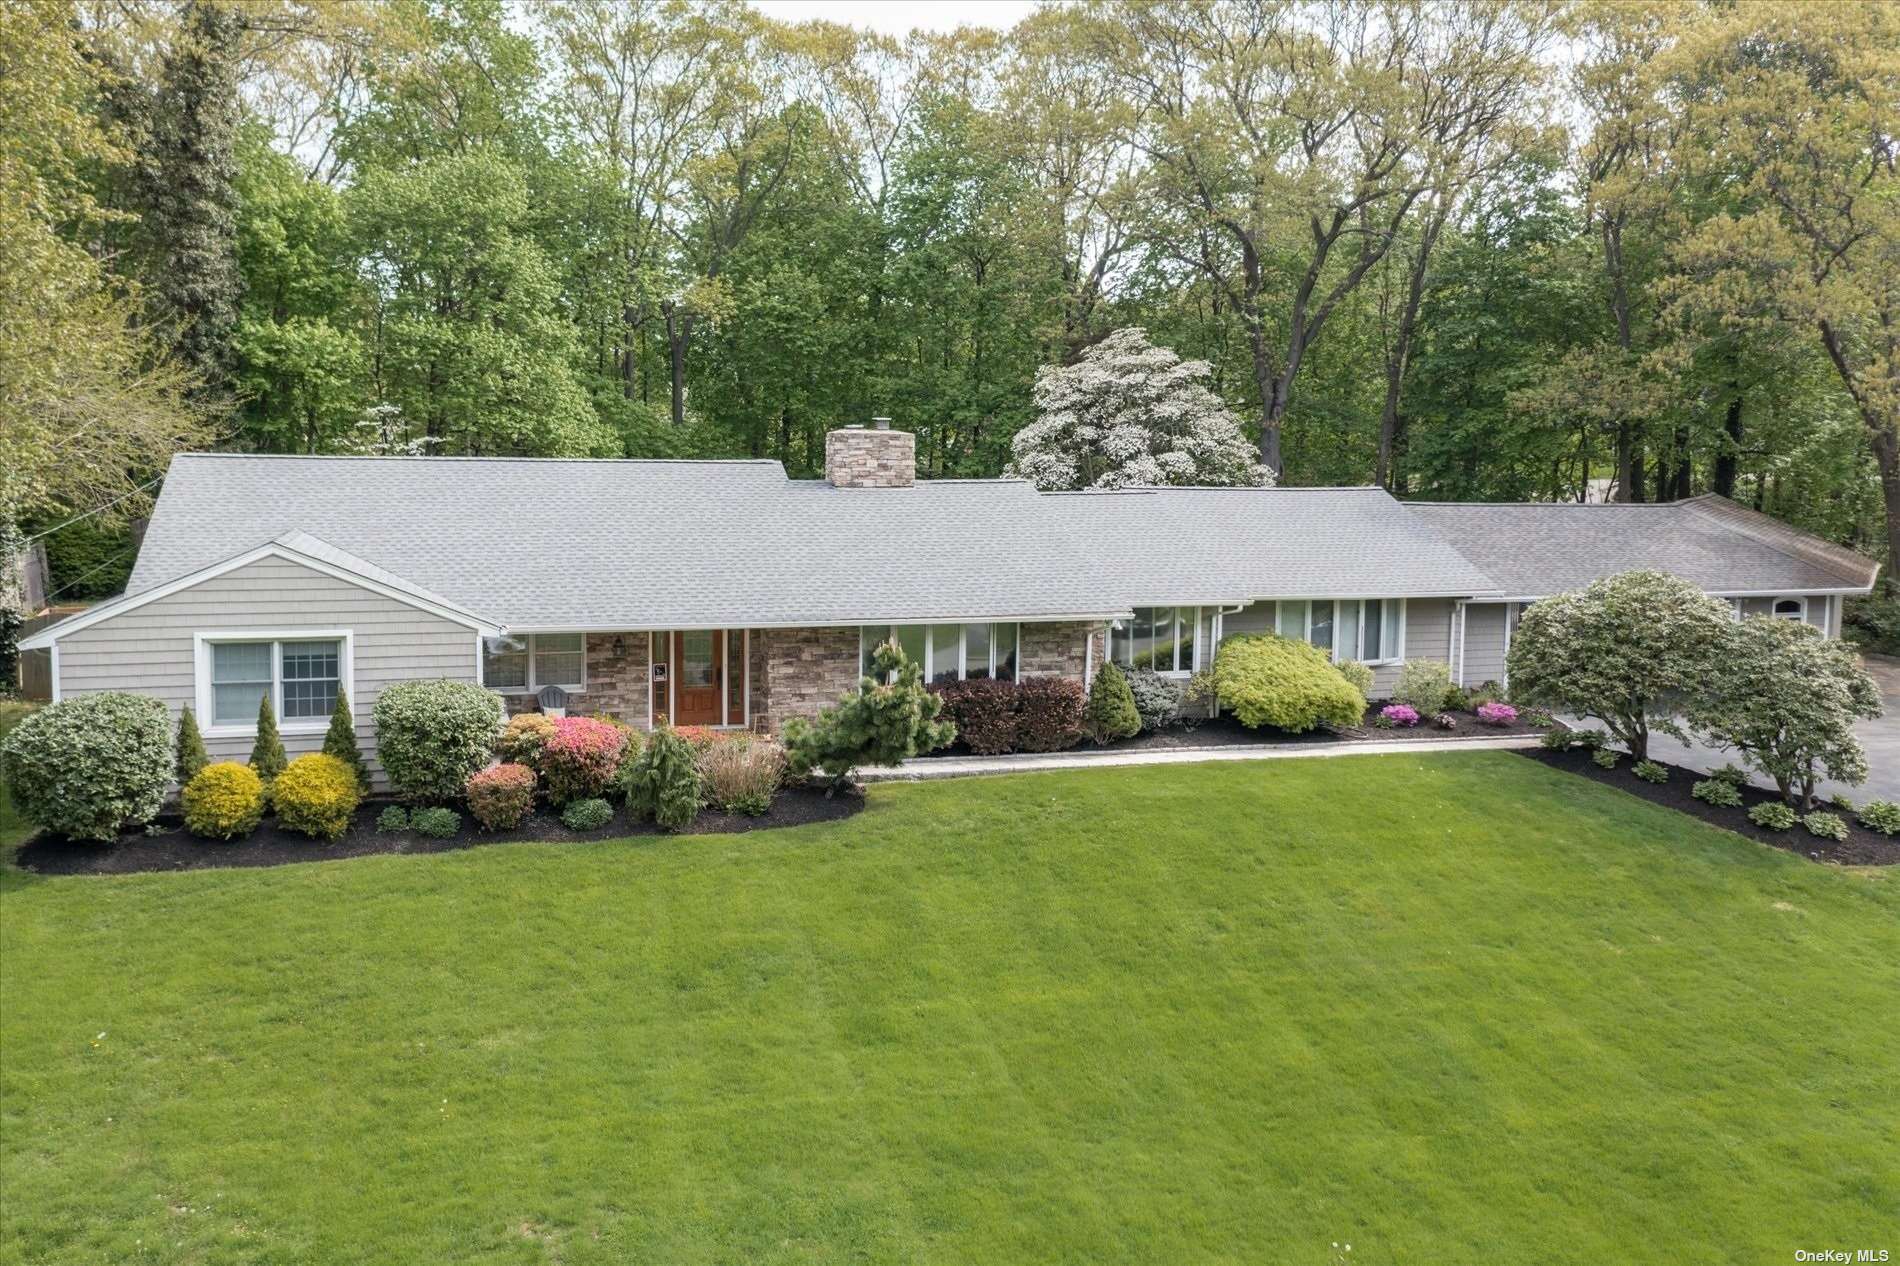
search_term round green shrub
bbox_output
[182,762,266,840]
[1855,799,1900,836]
[1084,662,1141,744]
[1631,760,1668,784]
[410,806,461,838]
[1800,811,1849,842]
[1691,778,1744,808]
[1392,658,1454,715]
[1211,634,1364,733]
[0,693,173,841]
[376,804,411,832]
[272,753,362,840]
[372,679,503,803]
[1335,660,1375,698]
[561,797,615,831]
[1747,801,1797,831]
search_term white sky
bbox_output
[747,0,1041,35]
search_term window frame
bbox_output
[1110,606,1202,678]
[1275,598,1406,667]
[483,631,587,696]
[860,623,1020,684]
[1770,596,1808,622]
[193,629,354,739]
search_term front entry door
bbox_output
[672,630,723,726]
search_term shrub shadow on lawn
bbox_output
[1521,748,1899,867]
[14,785,862,877]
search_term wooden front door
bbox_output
[672,630,723,726]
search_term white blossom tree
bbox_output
[1006,327,1273,490]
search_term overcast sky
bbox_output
[749,0,1042,35]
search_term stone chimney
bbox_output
[825,419,915,488]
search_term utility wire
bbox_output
[22,478,162,546]
[44,547,137,603]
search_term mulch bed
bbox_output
[925,705,1549,757]
[13,785,861,877]
[1521,748,1900,867]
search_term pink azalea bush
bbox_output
[1379,704,1421,728]
[540,716,628,804]
[1476,702,1519,727]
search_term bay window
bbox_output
[1276,599,1404,665]
[483,632,585,694]
[1110,607,1199,675]
[860,623,1018,683]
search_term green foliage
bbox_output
[1691,779,1744,808]
[624,725,701,831]
[249,694,287,782]
[1632,760,1668,784]
[372,679,503,803]
[322,688,370,794]
[1123,668,1187,732]
[560,797,614,831]
[1335,660,1376,698]
[1708,763,1751,788]
[495,712,558,774]
[1687,616,1880,808]
[1211,635,1365,733]
[272,753,362,841]
[175,705,209,786]
[1508,571,1735,761]
[783,641,955,787]
[1084,663,1141,744]
[1393,659,1455,715]
[1747,801,1797,831]
[1592,748,1621,770]
[1855,800,1900,836]
[1538,727,1578,751]
[375,804,410,833]
[409,806,461,839]
[181,762,265,840]
[1800,811,1848,842]
[0,692,173,840]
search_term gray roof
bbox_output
[123,456,1499,630]
[1407,496,1880,597]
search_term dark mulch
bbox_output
[925,705,1550,757]
[1521,748,1900,867]
[13,785,862,877]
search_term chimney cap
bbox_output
[872,416,892,430]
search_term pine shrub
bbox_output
[1122,669,1186,731]
[1085,663,1141,744]
[181,762,265,840]
[271,753,361,840]
[175,705,209,786]
[625,725,702,830]
[249,694,287,782]
[783,641,955,786]
[322,687,371,794]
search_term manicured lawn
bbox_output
[0,701,34,852]
[2,753,1895,1264]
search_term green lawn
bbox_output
[2,753,1895,1264]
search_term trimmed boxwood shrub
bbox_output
[410,806,460,838]
[540,716,628,805]
[1015,677,1086,752]
[933,678,1021,754]
[1123,669,1185,731]
[467,762,537,830]
[373,679,503,802]
[1211,635,1364,733]
[1084,663,1141,744]
[0,692,173,841]
[272,753,362,840]
[182,762,266,840]
[624,725,702,830]
[561,797,615,831]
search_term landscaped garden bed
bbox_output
[1521,747,1900,867]
[12,785,860,876]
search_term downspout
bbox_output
[1211,603,1247,718]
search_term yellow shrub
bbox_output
[272,753,362,841]
[182,762,266,840]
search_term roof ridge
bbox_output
[172,452,786,467]
[1679,494,1879,587]
[1403,499,1682,508]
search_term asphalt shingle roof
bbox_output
[126,455,1500,629]
[1406,497,1879,597]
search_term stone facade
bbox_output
[824,427,915,488]
[583,631,650,724]
[1018,620,1101,680]
[755,625,860,731]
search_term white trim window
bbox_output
[1771,596,1807,622]
[1276,599,1404,666]
[194,630,353,736]
[1109,607,1199,677]
[860,623,1019,683]
[483,632,586,695]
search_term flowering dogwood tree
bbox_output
[1006,328,1272,490]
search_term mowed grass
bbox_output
[2,753,1896,1264]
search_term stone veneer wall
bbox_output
[755,626,860,732]
[583,631,651,725]
[824,428,915,488]
[1018,620,1100,680]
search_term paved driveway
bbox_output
[1643,651,1900,803]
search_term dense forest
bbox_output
[1,0,1896,610]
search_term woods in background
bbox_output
[2,0,1896,589]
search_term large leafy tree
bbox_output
[1008,327,1270,490]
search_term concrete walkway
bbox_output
[863,733,1544,781]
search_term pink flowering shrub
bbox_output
[540,716,628,804]
[1379,704,1421,728]
[1476,702,1518,727]
[466,763,537,830]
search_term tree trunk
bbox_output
[1713,391,1742,498]
[1251,325,1284,474]
[663,305,692,427]
[1872,425,1900,598]
[1627,443,1646,504]
[1376,211,1443,490]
